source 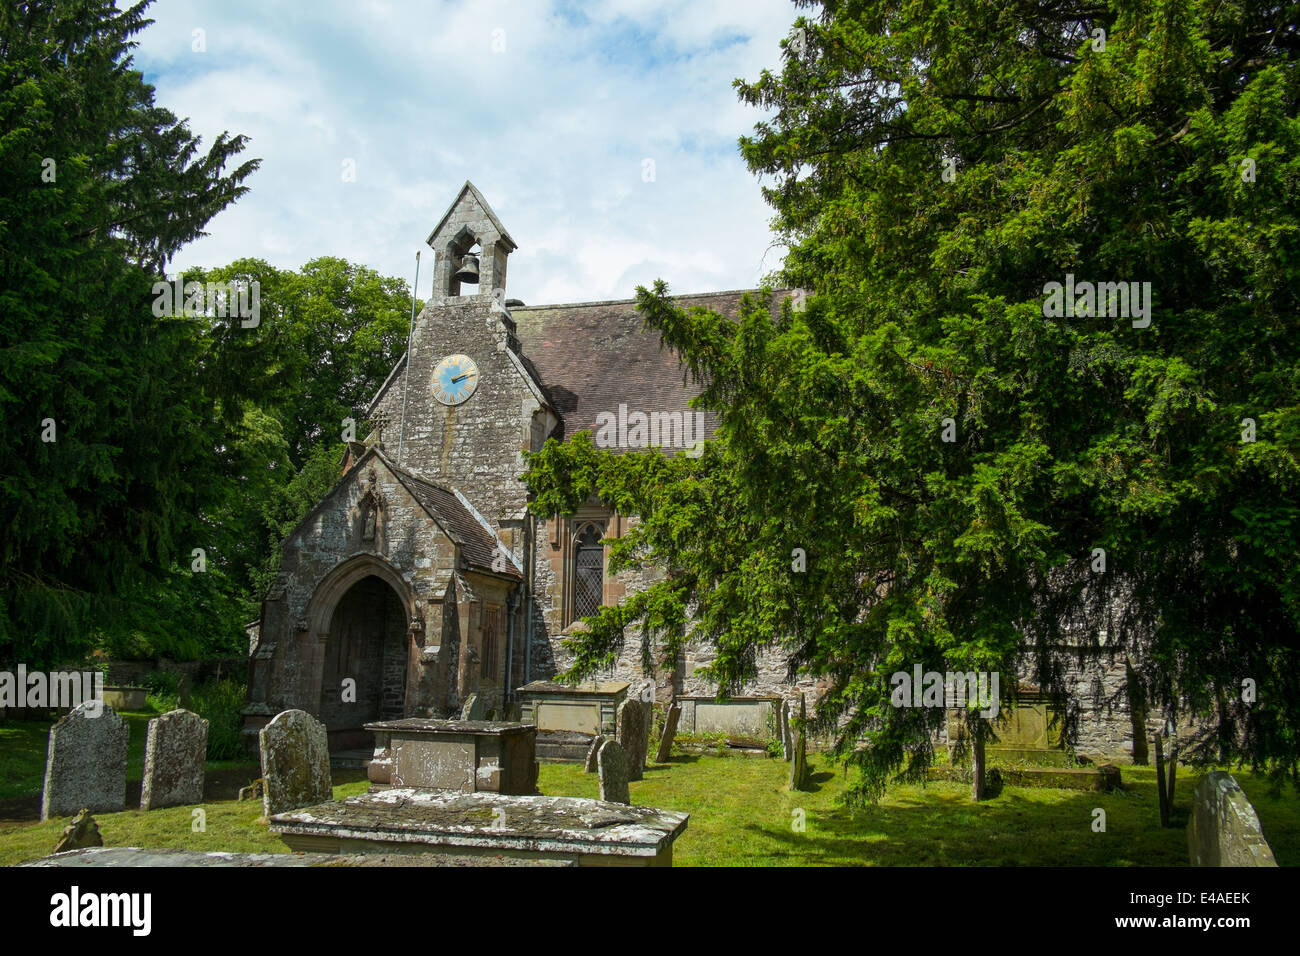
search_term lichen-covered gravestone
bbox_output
[141,709,208,810]
[584,734,606,773]
[616,698,647,782]
[788,694,809,792]
[634,680,655,761]
[638,697,654,769]
[259,709,333,816]
[42,702,129,821]
[655,703,681,764]
[597,739,630,805]
[238,778,264,802]
[1188,771,1278,867]
[461,694,485,721]
[779,699,792,761]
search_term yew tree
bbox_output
[0,0,258,664]
[524,0,1300,802]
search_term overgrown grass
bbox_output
[187,680,247,760]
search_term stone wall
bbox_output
[103,657,244,691]
[369,296,547,548]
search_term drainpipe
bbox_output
[504,586,516,708]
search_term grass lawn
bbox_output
[541,755,1300,866]
[2,718,1296,866]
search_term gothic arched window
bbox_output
[571,522,606,622]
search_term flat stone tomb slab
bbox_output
[24,847,573,868]
[269,788,688,867]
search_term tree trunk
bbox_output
[1127,662,1148,765]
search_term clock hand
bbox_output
[451,372,476,383]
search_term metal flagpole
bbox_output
[396,250,421,466]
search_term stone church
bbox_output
[242,182,1154,762]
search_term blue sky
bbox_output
[131,0,798,305]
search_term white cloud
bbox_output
[134,0,796,304]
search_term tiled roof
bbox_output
[386,458,521,579]
[513,289,783,453]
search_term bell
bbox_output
[454,252,480,285]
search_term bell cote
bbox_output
[426,181,517,302]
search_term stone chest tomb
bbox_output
[517,680,627,736]
[365,718,537,795]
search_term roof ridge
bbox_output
[510,288,781,312]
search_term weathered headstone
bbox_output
[259,709,333,817]
[779,699,792,761]
[597,739,630,804]
[655,703,681,764]
[788,694,808,792]
[584,734,606,773]
[461,694,485,721]
[238,778,264,802]
[638,697,654,769]
[53,809,103,853]
[41,702,129,821]
[141,708,208,810]
[617,698,647,782]
[1188,771,1278,867]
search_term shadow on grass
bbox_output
[647,753,704,768]
[754,782,1191,866]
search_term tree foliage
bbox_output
[0,0,258,666]
[0,2,415,666]
[525,0,1300,800]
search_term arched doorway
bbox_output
[317,574,408,747]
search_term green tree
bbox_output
[183,257,417,618]
[524,0,1300,802]
[0,0,258,666]
[190,257,412,469]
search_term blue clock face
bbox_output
[432,354,479,405]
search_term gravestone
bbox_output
[779,699,791,760]
[635,679,656,744]
[1188,771,1278,867]
[141,709,208,810]
[41,702,129,821]
[638,697,654,769]
[617,698,647,782]
[461,694,485,721]
[53,810,103,853]
[788,694,808,792]
[655,703,681,764]
[597,739,630,805]
[238,779,264,802]
[584,734,606,773]
[259,709,333,817]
